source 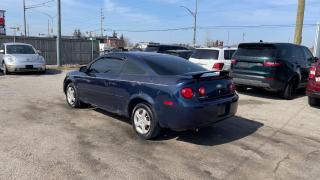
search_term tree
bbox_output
[112,31,117,38]
[73,29,82,38]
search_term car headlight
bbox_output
[38,56,45,63]
[6,56,15,63]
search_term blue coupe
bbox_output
[63,52,238,139]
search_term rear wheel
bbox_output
[2,62,9,75]
[281,81,296,100]
[131,103,161,140]
[308,97,320,106]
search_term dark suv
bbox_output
[145,44,189,53]
[232,43,316,99]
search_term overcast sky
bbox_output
[1,0,320,47]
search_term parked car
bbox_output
[144,44,189,53]
[307,58,320,106]
[163,50,194,59]
[189,47,237,71]
[232,42,316,99]
[0,43,46,75]
[63,52,238,139]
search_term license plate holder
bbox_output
[25,65,34,69]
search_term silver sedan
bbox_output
[0,43,46,75]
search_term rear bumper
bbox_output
[7,64,46,72]
[233,74,285,91]
[307,81,320,98]
[158,94,239,131]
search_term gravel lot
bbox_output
[0,70,320,180]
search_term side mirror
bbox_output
[79,66,88,73]
[315,57,319,62]
[0,49,4,54]
[37,50,42,54]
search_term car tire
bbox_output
[65,83,83,108]
[2,62,9,75]
[131,103,161,140]
[308,97,320,106]
[281,81,296,100]
[236,85,247,92]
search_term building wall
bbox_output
[0,36,99,65]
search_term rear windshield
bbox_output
[224,50,236,60]
[191,49,219,60]
[145,46,159,52]
[234,44,277,57]
[6,45,36,54]
[143,55,206,75]
[145,45,187,52]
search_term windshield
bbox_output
[234,44,277,57]
[144,54,206,75]
[191,49,219,60]
[6,45,36,54]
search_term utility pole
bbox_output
[180,0,198,48]
[100,8,104,37]
[314,23,320,57]
[294,0,305,45]
[57,0,62,66]
[23,0,27,36]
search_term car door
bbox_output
[77,57,124,111]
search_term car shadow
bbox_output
[238,88,305,100]
[93,108,263,146]
[155,116,264,146]
[0,69,62,76]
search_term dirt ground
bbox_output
[0,70,319,180]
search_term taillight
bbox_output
[309,66,316,79]
[229,83,236,92]
[213,63,224,70]
[263,61,282,67]
[231,59,237,65]
[181,88,194,99]
[198,87,206,97]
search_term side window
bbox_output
[291,46,305,62]
[302,47,314,62]
[121,60,146,75]
[90,57,124,74]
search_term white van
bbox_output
[189,47,237,71]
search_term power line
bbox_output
[103,24,317,33]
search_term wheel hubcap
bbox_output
[134,108,151,135]
[67,86,76,105]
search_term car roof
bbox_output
[238,42,300,47]
[196,47,237,51]
[3,42,33,46]
[106,52,183,60]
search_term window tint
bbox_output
[191,49,219,60]
[234,44,277,57]
[291,46,305,62]
[121,60,146,75]
[302,47,314,62]
[144,54,206,75]
[6,45,36,54]
[145,46,159,52]
[90,57,124,74]
[224,50,236,60]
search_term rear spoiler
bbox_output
[180,71,230,79]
